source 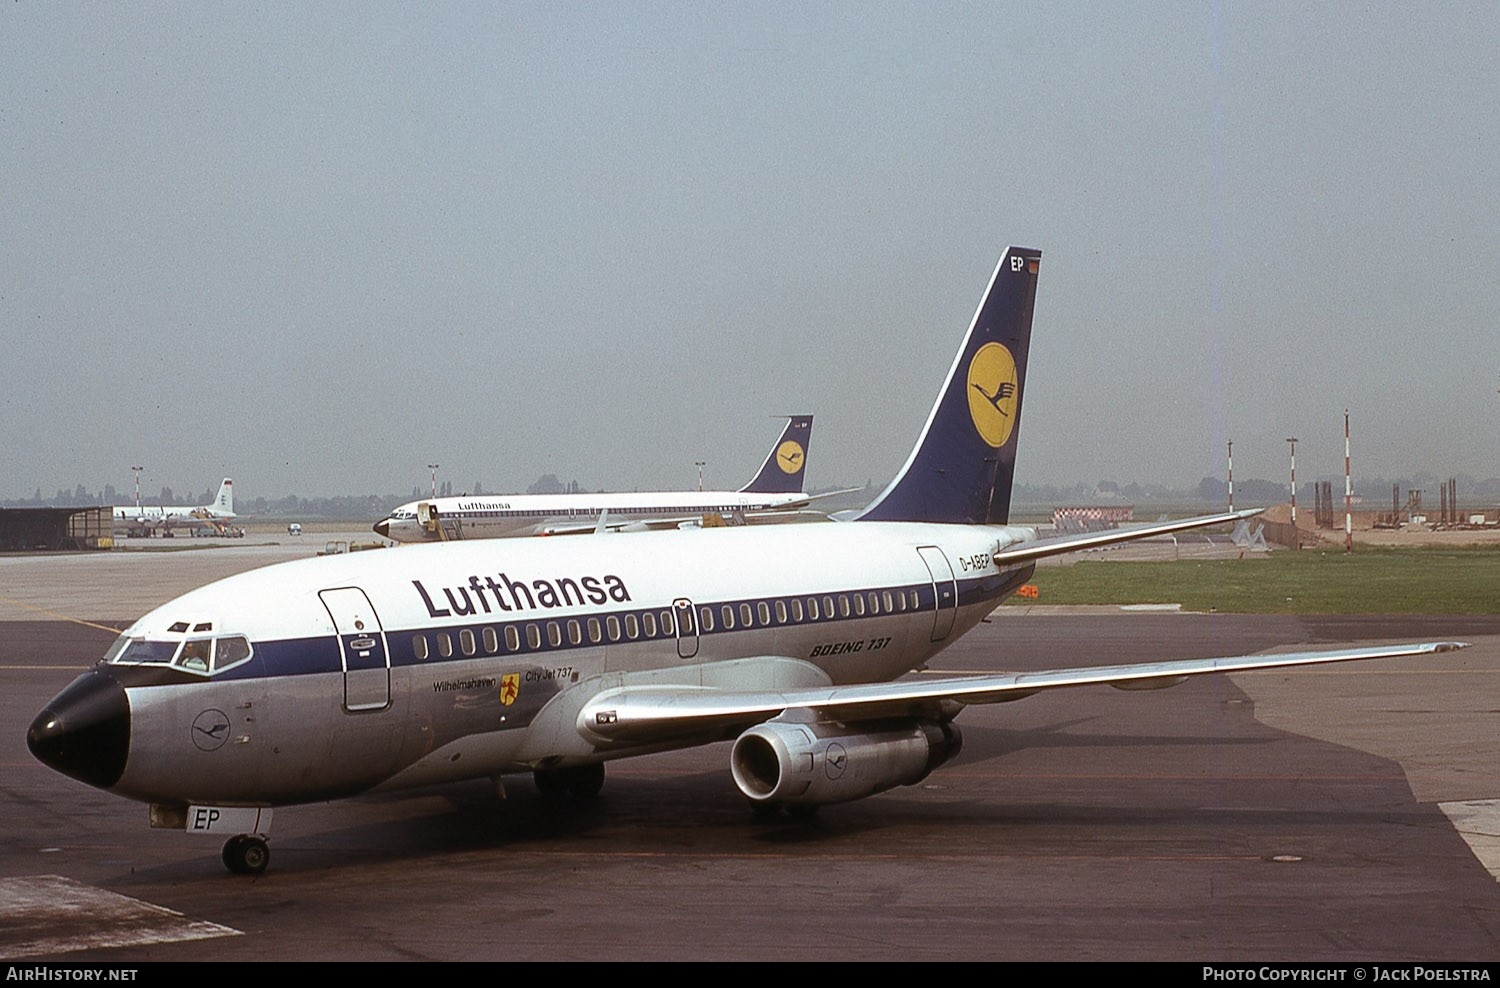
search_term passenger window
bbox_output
[607,616,621,641]
[483,627,498,654]
[757,601,770,625]
[588,618,602,643]
[642,612,656,638]
[460,629,476,656]
[526,624,541,649]
[740,603,753,627]
[806,597,819,620]
[505,626,521,651]
[659,610,674,635]
[883,591,895,612]
[839,595,851,617]
[624,614,639,639]
[721,606,735,630]
[775,600,787,623]
[791,599,804,622]
[437,633,453,658]
[413,635,429,660]
[567,620,582,645]
[854,594,866,616]
[824,596,835,618]
[700,607,714,632]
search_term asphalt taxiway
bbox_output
[2,541,1498,961]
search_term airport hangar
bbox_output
[0,507,112,551]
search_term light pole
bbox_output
[695,461,705,492]
[131,465,143,509]
[1226,439,1233,513]
[428,464,439,500]
[1344,410,1353,554]
[1286,437,1299,533]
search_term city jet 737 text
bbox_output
[374,416,841,542]
[29,247,1464,875]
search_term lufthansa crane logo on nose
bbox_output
[776,440,806,474]
[966,342,1019,447]
[191,709,231,752]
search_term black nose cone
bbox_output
[28,670,130,790]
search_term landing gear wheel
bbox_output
[534,764,605,798]
[750,801,785,822]
[565,763,605,799]
[533,768,570,797]
[222,834,270,875]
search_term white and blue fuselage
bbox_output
[80,520,1037,808]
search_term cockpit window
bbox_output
[113,639,179,664]
[102,635,131,664]
[107,634,254,675]
[177,640,211,672]
[216,636,252,671]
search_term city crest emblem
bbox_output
[499,673,520,707]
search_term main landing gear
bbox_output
[533,762,605,799]
[222,834,270,875]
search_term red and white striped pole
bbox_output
[1344,409,1353,553]
[1227,439,1234,513]
[1287,437,1298,535]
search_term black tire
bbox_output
[533,768,569,797]
[750,801,785,822]
[221,834,245,871]
[565,763,605,799]
[223,834,270,875]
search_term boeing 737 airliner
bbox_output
[29,247,1462,875]
[373,416,834,542]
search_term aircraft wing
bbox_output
[577,640,1466,745]
[992,508,1262,565]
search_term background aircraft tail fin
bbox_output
[854,247,1040,525]
[739,416,814,494]
[213,478,234,516]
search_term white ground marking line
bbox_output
[1440,800,1500,883]
[0,875,240,958]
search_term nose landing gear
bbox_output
[222,834,270,875]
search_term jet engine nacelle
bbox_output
[729,713,962,805]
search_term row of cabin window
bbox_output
[696,588,921,633]
[414,607,677,660]
[410,587,924,661]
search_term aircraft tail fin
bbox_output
[213,478,234,516]
[854,247,1040,525]
[739,416,814,494]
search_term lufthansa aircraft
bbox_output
[29,247,1462,875]
[373,416,834,542]
[113,478,236,537]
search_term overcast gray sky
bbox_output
[4,2,1497,501]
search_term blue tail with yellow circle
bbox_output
[738,415,814,494]
[854,247,1041,526]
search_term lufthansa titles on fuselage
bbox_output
[413,571,633,619]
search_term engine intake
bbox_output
[730,712,962,805]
